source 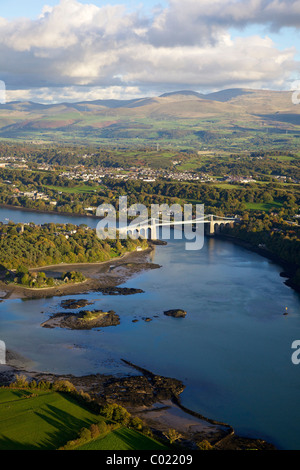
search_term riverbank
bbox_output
[0,245,160,300]
[0,203,100,220]
[215,232,300,294]
[0,360,276,451]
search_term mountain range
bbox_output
[0,88,299,145]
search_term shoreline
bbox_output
[215,232,300,294]
[0,245,159,300]
[27,246,151,272]
[0,203,100,220]
[0,359,276,451]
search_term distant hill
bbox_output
[0,88,298,145]
[159,89,251,102]
[205,88,253,102]
[160,90,205,98]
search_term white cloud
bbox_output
[6,85,144,103]
[0,0,299,103]
[121,35,296,87]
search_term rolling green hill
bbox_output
[0,88,299,149]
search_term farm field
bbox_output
[0,389,169,451]
[0,389,101,450]
[245,201,283,211]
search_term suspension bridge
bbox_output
[118,214,238,240]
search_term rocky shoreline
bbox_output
[0,359,276,451]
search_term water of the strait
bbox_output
[0,207,300,449]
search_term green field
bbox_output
[0,389,169,451]
[75,428,168,451]
[44,184,101,194]
[245,201,283,212]
[0,389,101,450]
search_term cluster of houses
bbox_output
[9,189,55,203]
[222,176,257,184]
[0,155,29,169]
[274,175,299,184]
[59,166,213,184]
[3,222,92,238]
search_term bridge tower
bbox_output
[209,214,216,236]
[149,218,158,240]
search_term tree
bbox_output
[95,421,108,436]
[163,428,182,445]
[46,277,55,287]
[262,191,273,203]
[197,440,214,450]
[101,403,130,425]
[10,374,29,388]
[53,380,76,393]
[79,428,91,442]
[90,423,100,439]
[17,265,29,275]
[21,273,30,285]
[129,416,144,431]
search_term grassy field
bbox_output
[75,428,168,451]
[44,184,102,194]
[245,201,283,212]
[0,389,101,450]
[0,389,169,451]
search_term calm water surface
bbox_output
[0,207,300,449]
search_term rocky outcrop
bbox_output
[97,359,186,406]
[60,299,93,309]
[41,309,120,330]
[164,309,187,318]
[97,287,144,296]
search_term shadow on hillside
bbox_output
[0,394,97,450]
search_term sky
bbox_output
[0,0,300,103]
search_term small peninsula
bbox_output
[0,221,155,300]
[0,221,148,270]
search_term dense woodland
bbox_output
[0,222,147,270]
[0,168,299,218]
[222,214,300,284]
